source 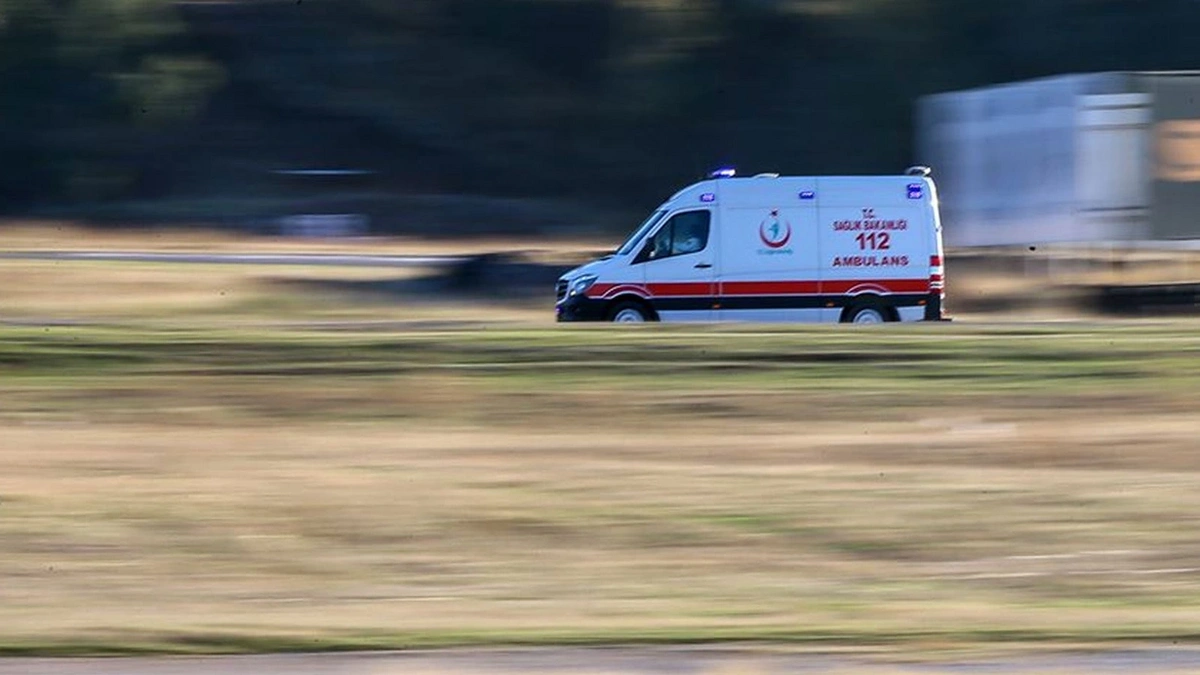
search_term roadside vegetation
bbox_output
[3,255,1200,654]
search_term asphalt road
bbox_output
[4,648,1200,675]
[0,251,466,268]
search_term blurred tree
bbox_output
[304,0,1200,213]
[0,0,223,207]
[7,0,1200,222]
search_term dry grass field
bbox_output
[0,222,607,257]
[3,227,1200,656]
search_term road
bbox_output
[0,251,467,268]
[4,648,1200,674]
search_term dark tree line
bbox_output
[0,0,222,207]
[3,0,1200,217]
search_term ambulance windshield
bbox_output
[616,210,667,256]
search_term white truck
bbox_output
[556,168,948,323]
[917,72,1200,246]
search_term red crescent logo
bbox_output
[759,211,792,249]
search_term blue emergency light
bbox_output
[708,168,737,179]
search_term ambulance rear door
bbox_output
[817,177,932,321]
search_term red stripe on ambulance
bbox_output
[598,279,930,299]
[821,279,931,294]
[646,282,713,297]
[721,281,822,296]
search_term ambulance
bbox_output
[555,167,947,323]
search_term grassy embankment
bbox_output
[3,249,1200,655]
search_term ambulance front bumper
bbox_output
[555,295,608,322]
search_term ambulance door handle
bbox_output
[694,262,713,269]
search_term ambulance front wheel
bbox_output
[608,300,655,323]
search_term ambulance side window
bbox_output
[650,222,674,259]
[671,211,710,255]
[636,210,710,263]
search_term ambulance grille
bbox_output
[556,279,568,302]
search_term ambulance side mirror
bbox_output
[634,240,657,264]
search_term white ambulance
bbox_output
[556,167,947,323]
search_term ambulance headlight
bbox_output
[569,274,598,297]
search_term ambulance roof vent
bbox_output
[905,165,932,177]
[753,173,780,178]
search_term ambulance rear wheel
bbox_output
[845,305,888,325]
[608,301,652,323]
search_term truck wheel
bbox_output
[847,305,887,324]
[608,301,650,323]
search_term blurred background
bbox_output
[4,0,1200,240]
[7,2,1200,665]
